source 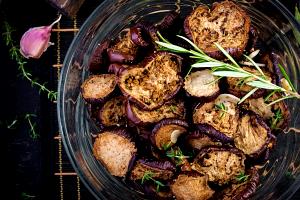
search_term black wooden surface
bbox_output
[1,0,300,199]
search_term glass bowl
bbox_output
[58,0,300,199]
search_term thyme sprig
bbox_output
[25,114,39,139]
[156,32,300,104]
[215,102,228,118]
[2,21,57,101]
[270,109,283,130]
[236,171,249,183]
[141,171,165,192]
[166,147,190,166]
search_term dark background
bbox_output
[0,0,299,199]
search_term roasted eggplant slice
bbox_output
[130,159,176,181]
[88,40,110,72]
[227,67,273,98]
[81,74,116,103]
[170,173,214,200]
[216,167,259,200]
[184,1,250,59]
[144,183,173,200]
[193,96,239,142]
[186,131,222,151]
[93,129,137,177]
[98,96,127,127]
[191,147,246,185]
[234,111,273,157]
[184,69,220,99]
[107,28,139,64]
[152,119,188,150]
[242,98,274,120]
[119,52,182,110]
[126,99,185,126]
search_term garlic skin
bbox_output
[20,15,61,59]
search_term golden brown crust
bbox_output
[81,74,116,103]
[227,67,272,98]
[130,160,175,181]
[192,147,246,185]
[93,131,136,177]
[193,101,239,139]
[184,1,251,59]
[118,52,182,110]
[126,99,186,125]
[171,174,214,200]
[98,96,127,127]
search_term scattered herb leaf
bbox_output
[166,147,190,166]
[236,172,249,182]
[141,171,165,192]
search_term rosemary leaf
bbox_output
[244,54,266,79]
[157,31,170,44]
[238,88,258,104]
[212,71,250,78]
[267,95,295,107]
[155,41,189,53]
[247,80,283,90]
[192,62,224,68]
[177,35,204,54]
[278,64,297,92]
[214,43,240,67]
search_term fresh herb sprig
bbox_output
[236,171,249,183]
[270,109,283,130]
[25,114,39,139]
[166,147,190,166]
[215,102,228,118]
[141,171,165,192]
[156,32,300,104]
[2,21,57,101]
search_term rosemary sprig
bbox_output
[156,32,300,104]
[236,172,249,183]
[141,171,165,192]
[2,21,57,101]
[166,147,190,166]
[215,103,228,118]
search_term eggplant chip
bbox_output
[93,129,137,177]
[130,159,176,181]
[152,119,188,150]
[81,74,116,103]
[242,98,274,120]
[119,52,182,110]
[170,173,215,200]
[184,1,250,59]
[216,167,259,200]
[107,28,139,64]
[191,147,246,185]
[98,96,127,127]
[234,112,273,157]
[227,67,273,98]
[186,131,222,151]
[184,69,220,99]
[193,98,239,142]
[126,99,185,126]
